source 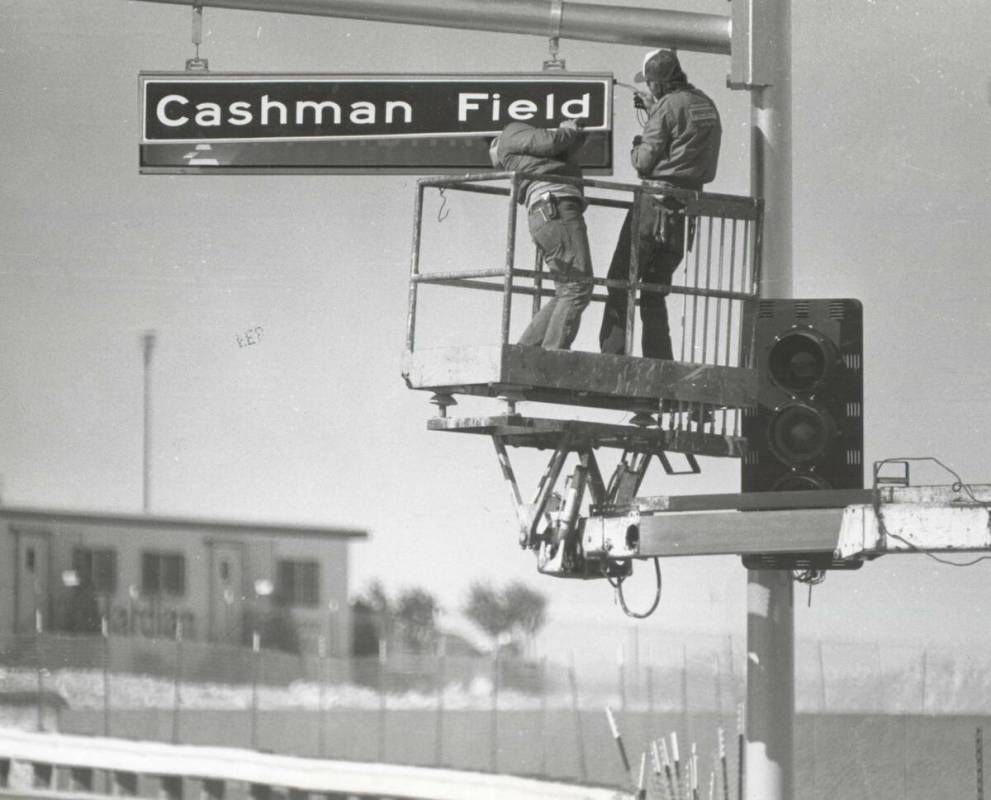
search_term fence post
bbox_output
[317,636,327,758]
[35,609,44,732]
[172,620,183,744]
[817,639,827,711]
[490,648,500,773]
[713,653,723,725]
[874,641,885,713]
[681,645,690,743]
[568,654,588,783]
[538,656,547,775]
[920,649,928,714]
[377,638,387,762]
[618,646,627,715]
[102,617,111,737]
[434,637,446,767]
[646,662,655,734]
[977,727,985,800]
[251,631,260,750]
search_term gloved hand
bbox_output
[632,135,643,147]
[633,93,647,111]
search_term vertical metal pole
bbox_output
[538,656,548,776]
[977,727,985,800]
[102,617,111,737]
[317,636,327,758]
[251,630,260,749]
[618,646,627,715]
[681,644,690,743]
[816,639,827,710]
[172,620,183,744]
[568,654,588,783]
[501,176,521,344]
[490,648,500,772]
[141,331,156,513]
[920,649,928,713]
[35,609,44,731]
[378,638,388,761]
[434,636,446,767]
[406,183,425,352]
[744,572,793,800]
[745,0,793,797]
[624,197,640,356]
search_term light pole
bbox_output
[141,330,156,514]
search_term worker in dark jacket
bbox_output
[599,49,722,360]
[490,119,593,350]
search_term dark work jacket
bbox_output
[494,122,586,204]
[632,83,721,190]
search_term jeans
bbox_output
[598,193,685,360]
[519,197,594,350]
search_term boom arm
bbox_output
[129,0,732,54]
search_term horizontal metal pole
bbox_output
[596,488,876,515]
[132,0,731,54]
[423,174,762,220]
[584,507,848,559]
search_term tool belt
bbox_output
[647,195,698,252]
[649,194,686,247]
[530,193,583,223]
[530,193,560,222]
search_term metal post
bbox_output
[251,631,260,749]
[538,656,548,776]
[568,655,588,783]
[490,648,500,772]
[434,637,446,767]
[172,619,183,744]
[405,183,427,353]
[744,572,793,800]
[141,331,156,514]
[977,727,985,800]
[618,646,627,715]
[35,609,43,732]
[102,617,111,737]
[317,636,327,758]
[500,176,520,345]
[377,638,387,761]
[745,0,793,797]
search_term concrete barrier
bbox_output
[0,728,627,800]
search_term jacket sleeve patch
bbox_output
[688,105,719,124]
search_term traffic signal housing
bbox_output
[742,298,864,493]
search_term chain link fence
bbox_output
[2,631,991,797]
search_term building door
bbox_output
[15,529,51,633]
[210,542,245,644]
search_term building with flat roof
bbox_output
[0,506,366,656]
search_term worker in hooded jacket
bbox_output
[599,49,722,361]
[490,119,593,350]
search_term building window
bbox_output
[142,551,186,597]
[276,560,319,607]
[73,547,118,594]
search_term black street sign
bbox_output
[139,72,614,174]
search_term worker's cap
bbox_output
[635,49,684,83]
[488,136,501,168]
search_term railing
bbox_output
[406,172,763,434]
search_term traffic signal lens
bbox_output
[768,330,835,392]
[768,402,835,464]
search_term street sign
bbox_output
[138,72,613,174]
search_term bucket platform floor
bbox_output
[403,344,756,413]
[428,415,747,459]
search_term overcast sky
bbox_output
[2,0,990,662]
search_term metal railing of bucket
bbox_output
[406,172,763,437]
